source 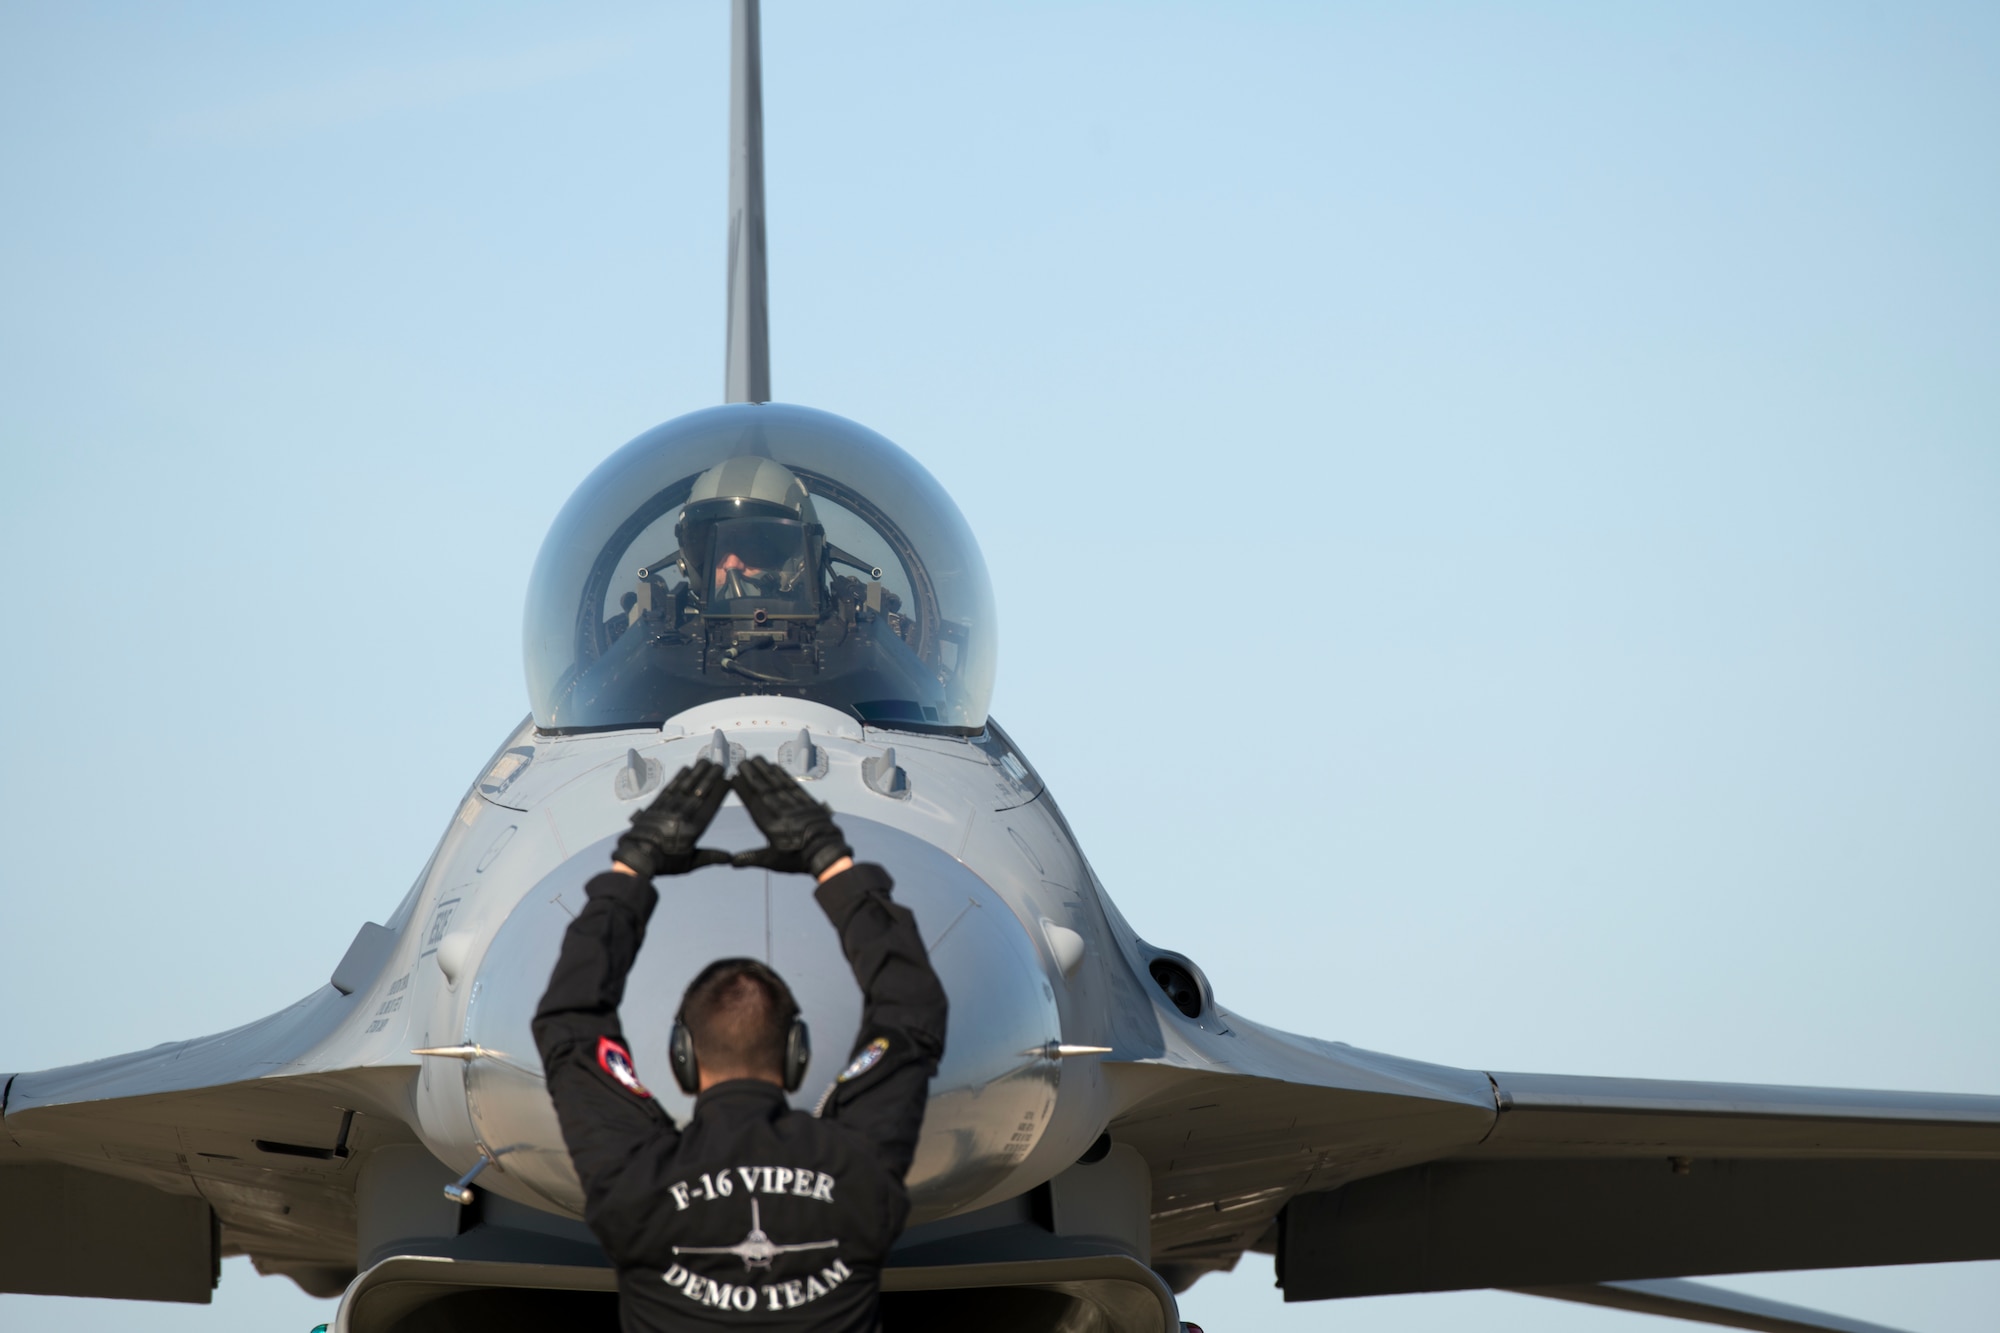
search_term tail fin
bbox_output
[724,0,770,403]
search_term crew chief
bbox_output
[532,756,948,1330]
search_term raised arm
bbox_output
[731,756,949,1179]
[530,759,731,1259]
[532,870,677,1170]
[811,862,949,1178]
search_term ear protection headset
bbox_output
[670,958,812,1095]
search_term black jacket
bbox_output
[532,863,948,1332]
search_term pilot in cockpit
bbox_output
[710,532,809,602]
[580,453,944,726]
[676,457,823,612]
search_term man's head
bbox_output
[675,457,823,611]
[672,957,806,1092]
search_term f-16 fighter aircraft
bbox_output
[3,6,1995,1332]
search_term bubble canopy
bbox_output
[525,404,997,734]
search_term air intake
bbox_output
[1149,959,1202,1018]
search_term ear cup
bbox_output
[668,1016,700,1094]
[783,1018,812,1092]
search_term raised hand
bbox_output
[730,756,853,877]
[613,759,733,879]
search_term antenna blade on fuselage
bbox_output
[724,0,770,403]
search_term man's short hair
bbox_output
[680,958,798,1075]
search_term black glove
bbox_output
[731,756,853,877]
[613,759,732,879]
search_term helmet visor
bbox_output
[697,517,817,615]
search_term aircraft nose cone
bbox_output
[454,808,1061,1220]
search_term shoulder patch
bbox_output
[836,1036,891,1083]
[597,1036,652,1098]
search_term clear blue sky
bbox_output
[3,3,1995,1330]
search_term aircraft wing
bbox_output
[1,929,420,1303]
[1094,980,1999,1323]
[1276,1068,2000,1299]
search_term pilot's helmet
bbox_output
[676,457,822,608]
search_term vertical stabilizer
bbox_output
[724,0,770,403]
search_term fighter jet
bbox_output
[3,7,1995,1332]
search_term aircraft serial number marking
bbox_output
[418,897,463,958]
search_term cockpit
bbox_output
[523,404,997,733]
